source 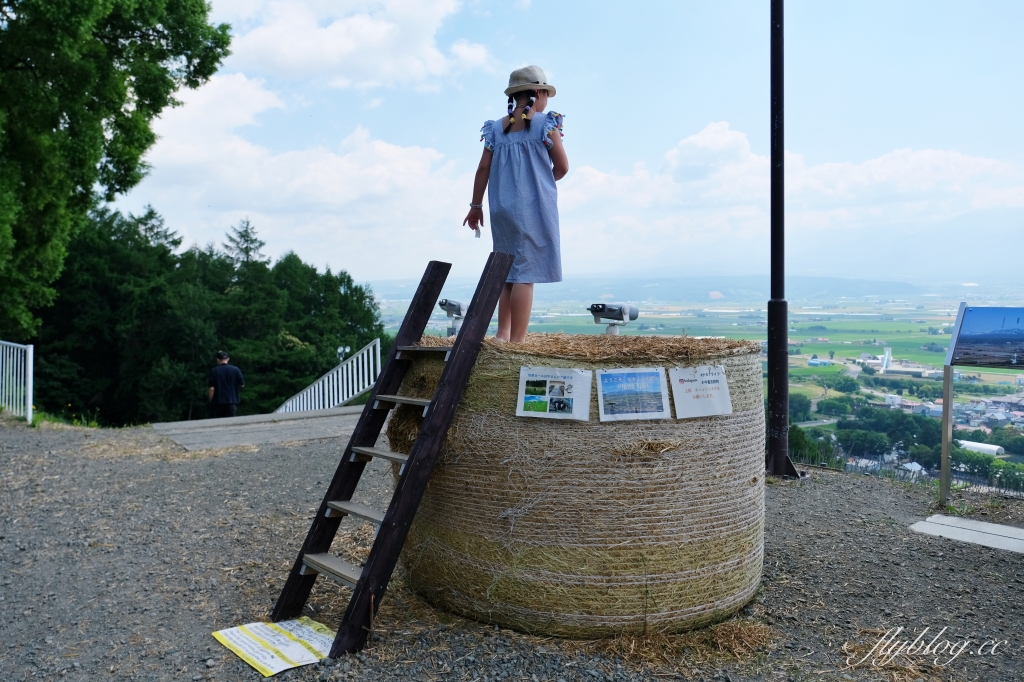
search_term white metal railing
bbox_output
[275,338,382,413]
[0,340,33,424]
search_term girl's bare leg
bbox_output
[509,283,534,342]
[496,282,534,342]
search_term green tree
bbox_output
[837,407,942,449]
[836,429,890,458]
[33,210,386,424]
[0,0,231,339]
[831,375,859,393]
[816,398,851,416]
[908,443,936,467]
[789,393,812,422]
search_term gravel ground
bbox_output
[1,414,1021,682]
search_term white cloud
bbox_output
[124,88,1024,284]
[222,0,491,88]
[121,74,488,280]
[558,122,1024,276]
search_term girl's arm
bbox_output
[463,148,493,230]
[547,129,568,181]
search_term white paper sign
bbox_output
[669,365,733,418]
[515,367,593,420]
[596,367,672,422]
[213,617,335,677]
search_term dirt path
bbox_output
[1,417,1021,681]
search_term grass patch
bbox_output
[31,411,99,428]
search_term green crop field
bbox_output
[383,288,1024,400]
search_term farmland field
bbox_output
[601,391,665,415]
[384,282,1024,400]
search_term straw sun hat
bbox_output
[504,65,556,97]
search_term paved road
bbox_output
[794,418,837,428]
[150,406,363,450]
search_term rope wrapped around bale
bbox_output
[386,333,765,638]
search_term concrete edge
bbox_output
[150,405,364,433]
[923,514,1024,541]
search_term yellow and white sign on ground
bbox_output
[213,617,335,677]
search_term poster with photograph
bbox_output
[515,367,592,421]
[949,307,1024,368]
[596,367,671,422]
[669,365,733,419]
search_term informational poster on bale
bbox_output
[670,365,733,418]
[515,366,593,420]
[595,367,671,422]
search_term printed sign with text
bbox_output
[669,365,733,419]
[515,367,592,421]
[596,367,672,422]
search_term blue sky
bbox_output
[118,0,1024,287]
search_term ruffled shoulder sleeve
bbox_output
[541,111,564,150]
[480,120,496,151]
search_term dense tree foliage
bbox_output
[788,393,811,422]
[829,375,859,394]
[0,0,231,339]
[33,209,386,425]
[835,429,890,458]
[837,406,942,451]
[816,398,851,416]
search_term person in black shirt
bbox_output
[208,351,245,418]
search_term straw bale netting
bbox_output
[386,333,765,638]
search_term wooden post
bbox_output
[940,364,953,506]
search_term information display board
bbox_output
[515,367,593,421]
[948,306,1024,368]
[596,367,672,422]
[669,365,733,419]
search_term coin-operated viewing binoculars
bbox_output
[438,299,467,337]
[587,302,639,335]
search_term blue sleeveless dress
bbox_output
[481,111,564,283]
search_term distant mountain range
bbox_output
[960,328,1024,338]
[370,274,922,305]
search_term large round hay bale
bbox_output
[385,333,765,637]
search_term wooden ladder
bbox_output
[271,252,514,656]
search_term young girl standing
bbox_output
[463,65,568,343]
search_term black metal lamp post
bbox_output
[766,0,800,477]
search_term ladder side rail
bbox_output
[271,260,452,621]
[331,251,513,655]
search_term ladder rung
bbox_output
[326,500,385,525]
[396,345,453,361]
[373,394,431,411]
[301,553,362,588]
[350,446,409,465]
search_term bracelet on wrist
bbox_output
[469,202,483,209]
